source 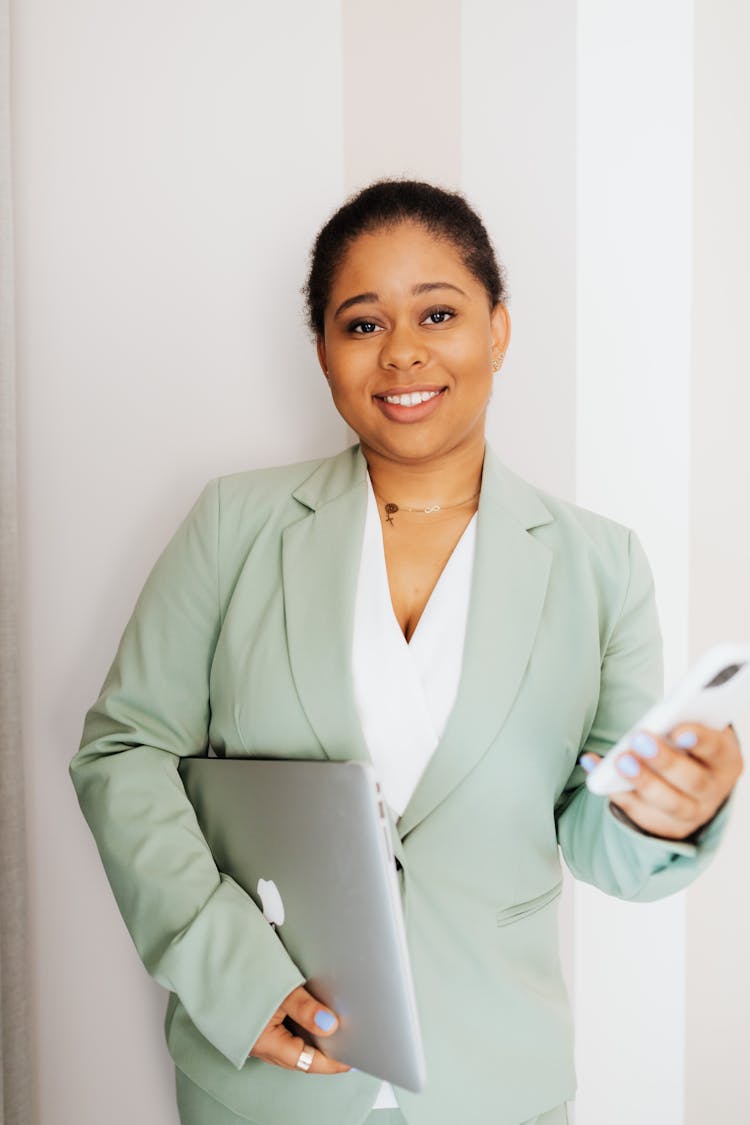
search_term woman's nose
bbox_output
[378,322,429,371]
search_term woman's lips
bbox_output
[373,386,447,424]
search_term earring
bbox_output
[492,352,505,372]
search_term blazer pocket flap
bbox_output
[495,880,563,927]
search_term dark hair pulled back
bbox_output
[302,178,508,339]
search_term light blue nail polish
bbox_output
[675,730,698,749]
[579,755,596,772]
[632,731,658,757]
[314,1010,336,1031]
[618,753,641,777]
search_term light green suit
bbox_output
[70,444,732,1125]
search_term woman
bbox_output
[70,180,742,1125]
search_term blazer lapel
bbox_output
[282,445,370,764]
[396,448,555,839]
[282,445,407,868]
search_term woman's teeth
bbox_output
[381,390,441,406]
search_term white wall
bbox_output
[575,5,750,1122]
[574,4,694,1121]
[11,2,750,1122]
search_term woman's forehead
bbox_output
[330,222,477,298]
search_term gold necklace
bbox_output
[373,488,481,526]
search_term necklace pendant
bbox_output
[424,504,441,514]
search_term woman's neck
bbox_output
[362,439,486,510]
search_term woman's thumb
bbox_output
[282,984,339,1037]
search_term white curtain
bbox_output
[0,1,32,1121]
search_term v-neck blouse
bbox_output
[352,475,477,820]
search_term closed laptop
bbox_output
[178,756,426,1092]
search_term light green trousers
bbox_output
[175,1067,569,1125]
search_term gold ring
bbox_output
[296,1045,315,1072]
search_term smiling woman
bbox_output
[317,223,509,474]
[69,178,741,1125]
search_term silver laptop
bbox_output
[178,756,426,1092]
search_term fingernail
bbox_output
[675,730,698,749]
[579,754,597,772]
[631,731,658,758]
[314,1010,336,1031]
[617,753,641,777]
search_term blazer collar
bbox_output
[281,444,554,848]
[289,442,552,528]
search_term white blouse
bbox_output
[351,476,477,1109]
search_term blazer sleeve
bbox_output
[69,479,306,1070]
[554,527,736,902]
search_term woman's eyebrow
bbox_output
[333,281,467,320]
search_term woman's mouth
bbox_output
[373,386,447,423]
[380,389,441,406]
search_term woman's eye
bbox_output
[347,319,381,334]
[423,307,455,325]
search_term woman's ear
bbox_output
[490,302,511,357]
[316,335,330,380]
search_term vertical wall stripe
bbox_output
[461,0,577,497]
[575,3,694,1123]
[342,0,462,194]
[686,2,750,1120]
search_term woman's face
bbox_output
[317,221,510,467]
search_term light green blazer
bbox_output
[70,443,732,1125]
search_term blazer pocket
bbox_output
[495,880,563,927]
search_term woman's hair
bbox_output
[302,177,508,339]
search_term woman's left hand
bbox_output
[581,723,744,841]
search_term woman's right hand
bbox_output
[248,984,352,1074]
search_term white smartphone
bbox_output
[585,641,750,796]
